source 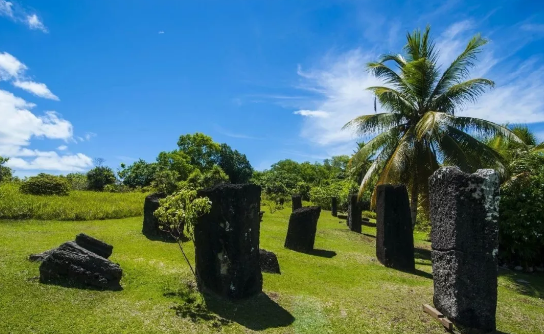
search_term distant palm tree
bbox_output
[344,26,521,227]
[487,125,544,185]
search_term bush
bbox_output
[499,155,544,267]
[65,173,88,190]
[309,180,360,211]
[20,173,70,196]
[87,166,117,191]
[362,210,376,220]
[104,184,131,193]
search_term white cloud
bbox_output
[292,21,544,155]
[158,31,165,34]
[0,1,47,32]
[0,51,26,79]
[0,52,92,173]
[13,80,59,100]
[521,24,544,33]
[293,49,381,151]
[294,110,330,118]
[84,132,97,141]
[0,0,13,17]
[26,14,47,32]
[0,52,59,101]
[7,153,92,172]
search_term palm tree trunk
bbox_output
[410,182,418,230]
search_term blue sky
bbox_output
[1,0,543,176]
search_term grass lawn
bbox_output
[1,206,543,333]
[0,183,147,220]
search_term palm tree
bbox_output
[344,26,522,227]
[487,125,544,185]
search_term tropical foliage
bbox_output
[344,26,520,226]
[20,173,70,196]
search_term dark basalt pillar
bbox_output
[75,233,113,259]
[284,206,321,252]
[429,167,499,332]
[291,194,302,212]
[39,241,122,290]
[259,249,280,274]
[331,197,338,217]
[375,184,415,271]
[142,192,167,236]
[347,194,362,232]
[195,184,262,299]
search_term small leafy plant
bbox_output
[154,189,211,276]
[20,173,70,196]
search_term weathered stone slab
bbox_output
[291,194,302,212]
[29,249,54,262]
[429,167,499,332]
[284,206,321,253]
[75,233,113,259]
[39,241,122,290]
[347,194,362,232]
[195,184,262,299]
[375,184,415,271]
[259,249,280,274]
[142,192,167,236]
[331,197,338,217]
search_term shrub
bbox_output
[309,180,360,211]
[104,184,131,193]
[65,173,88,190]
[499,154,544,267]
[20,173,70,196]
[87,166,117,191]
[362,210,376,220]
[152,169,179,195]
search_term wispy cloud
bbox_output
[0,1,47,32]
[291,20,544,156]
[214,124,264,140]
[158,31,165,34]
[0,52,59,100]
[521,24,544,33]
[13,80,59,100]
[57,145,67,151]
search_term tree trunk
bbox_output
[410,182,419,230]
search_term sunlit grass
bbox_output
[0,205,542,333]
[0,183,147,220]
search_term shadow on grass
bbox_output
[498,268,544,299]
[308,249,337,258]
[414,247,431,261]
[362,221,376,227]
[143,231,189,243]
[204,292,295,331]
[362,233,376,239]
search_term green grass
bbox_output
[1,206,543,333]
[0,183,147,220]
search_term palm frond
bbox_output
[366,86,417,114]
[343,112,406,135]
[432,78,494,113]
[431,34,489,98]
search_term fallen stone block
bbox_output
[259,249,280,274]
[75,233,113,259]
[284,206,321,253]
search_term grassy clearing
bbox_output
[0,183,147,220]
[1,207,543,333]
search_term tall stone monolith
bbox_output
[284,206,321,253]
[195,184,262,299]
[292,194,302,212]
[347,194,362,232]
[142,192,167,236]
[331,197,338,217]
[375,184,414,271]
[429,167,499,332]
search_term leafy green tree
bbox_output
[154,189,212,277]
[0,157,12,183]
[344,26,520,227]
[216,143,253,183]
[152,169,179,194]
[65,173,88,190]
[118,159,158,188]
[156,150,195,181]
[87,166,117,191]
[177,133,220,172]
